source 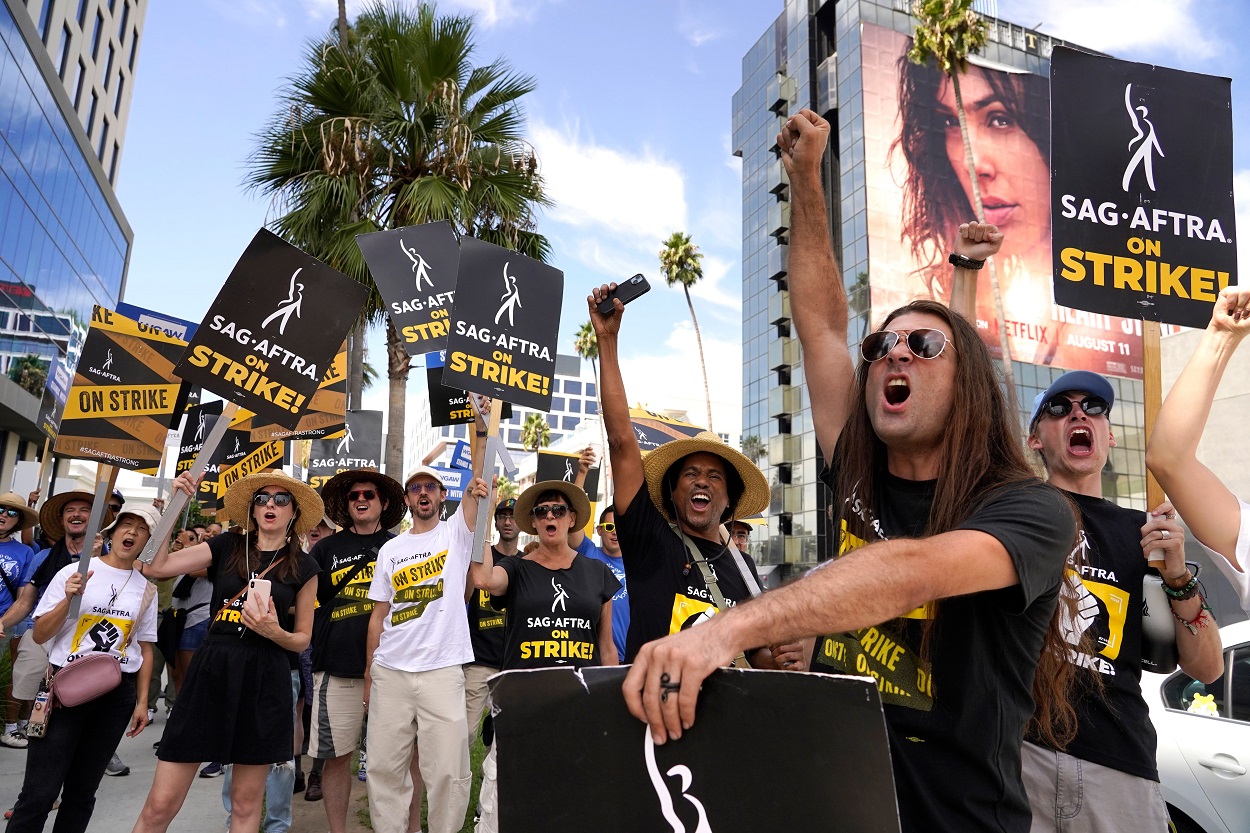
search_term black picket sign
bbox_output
[424,350,511,427]
[357,222,461,355]
[536,450,600,498]
[307,409,385,491]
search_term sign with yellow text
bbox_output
[178,400,224,512]
[628,408,703,454]
[174,229,367,429]
[441,238,562,411]
[357,222,460,354]
[55,306,191,472]
[307,410,384,491]
[1051,47,1236,329]
[234,341,348,442]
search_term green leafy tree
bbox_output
[7,355,47,397]
[495,476,519,500]
[740,434,765,466]
[520,412,550,454]
[573,320,607,465]
[658,231,712,432]
[248,1,550,479]
[908,0,1014,394]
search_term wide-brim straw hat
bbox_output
[320,469,406,530]
[641,431,770,524]
[223,471,324,536]
[0,492,38,532]
[39,490,113,542]
[514,480,592,536]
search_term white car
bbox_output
[1142,619,1250,833]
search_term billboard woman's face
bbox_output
[936,67,1050,265]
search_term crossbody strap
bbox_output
[121,581,158,653]
[328,544,383,602]
[676,530,751,669]
[221,560,279,610]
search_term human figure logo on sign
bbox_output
[357,222,461,354]
[336,424,353,455]
[261,268,304,336]
[402,239,434,291]
[644,731,713,833]
[1122,84,1164,193]
[494,263,522,327]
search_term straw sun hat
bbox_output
[0,492,39,532]
[223,471,324,536]
[514,480,592,536]
[641,431,769,524]
[39,491,113,542]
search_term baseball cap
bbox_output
[495,498,517,515]
[1030,370,1116,428]
[404,466,447,490]
[103,504,160,537]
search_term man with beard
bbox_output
[364,466,488,833]
[589,294,802,671]
[309,470,407,833]
[1023,371,1223,831]
[3,491,112,749]
[620,110,1079,833]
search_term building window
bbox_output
[113,73,124,115]
[86,90,99,135]
[103,43,114,86]
[551,396,565,411]
[563,380,582,395]
[585,400,599,416]
[58,24,73,79]
[97,119,109,161]
[568,399,581,413]
[117,1,128,42]
[37,0,54,44]
[77,0,89,27]
[128,30,138,69]
[73,59,87,108]
[91,11,104,60]
[561,416,579,431]
[108,141,118,182]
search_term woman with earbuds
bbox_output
[130,471,321,833]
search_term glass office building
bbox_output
[735,0,1148,575]
[0,0,131,465]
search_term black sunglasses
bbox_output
[1039,395,1110,419]
[531,504,569,519]
[1,508,22,519]
[347,489,377,502]
[253,492,294,507]
[860,328,956,362]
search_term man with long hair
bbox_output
[623,109,1078,833]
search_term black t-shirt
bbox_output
[496,554,619,671]
[1028,491,1157,781]
[615,487,763,662]
[205,533,319,647]
[814,468,1073,833]
[309,528,394,678]
[467,547,513,669]
[31,540,78,594]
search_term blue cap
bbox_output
[1030,370,1115,428]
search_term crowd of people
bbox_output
[1,107,1249,833]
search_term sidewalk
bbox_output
[0,709,372,832]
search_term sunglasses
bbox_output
[598,522,616,532]
[347,489,377,502]
[1,508,22,519]
[253,492,294,507]
[1038,395,1110,419]
[860,328,956,362]
[108,504,123,513]
[407,481,443,495]
[531,504,569,519]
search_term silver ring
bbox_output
[1161,529,1170,539]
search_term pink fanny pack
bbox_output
[50,653,122,707]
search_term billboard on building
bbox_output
[859,23,1147,378]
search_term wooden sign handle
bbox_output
[1142,320,1166,568]
[67,464,116,620]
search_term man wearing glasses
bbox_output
[1021,371,1223,832]
[364,466,487,833]
[306,469,405,833]
[622,109,1078,833]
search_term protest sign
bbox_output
[441,238,562,411]
[449,440,472,471]
[357,222,460,354]
[629,408,703,455]
[178,401,224,512]
[491,666,899,833]
[216,417,284,501]
[116,302,198,342]
[1051,47,1236,331]
[536,450,600,497]
[55,306,191,473]
[237,342,348,442]
[306,410,385,491]
[174,229,367,429]
[424,350,511,427]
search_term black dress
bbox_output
[157,534,318,765]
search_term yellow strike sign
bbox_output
[217,440,285,499]
[448,351,551,397]
[62,384,181,420]
[185,345,307,414]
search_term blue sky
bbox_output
[114,0,1250,445]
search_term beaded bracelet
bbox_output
[1162,572,1200,602]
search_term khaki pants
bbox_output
[462,663,498,746]
[1021,740,1170,832]
[367,662,470,833]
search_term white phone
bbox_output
[247,578,272,613]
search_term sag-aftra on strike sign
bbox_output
[175,230,367,429]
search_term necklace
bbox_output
[105,565,134,609]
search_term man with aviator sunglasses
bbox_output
[364,465,489,833]
[1022,370,1223,832]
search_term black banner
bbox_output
[178,400,224,512]
[536,450,600,498]
[492,667,899,833]
[307,410,384,491]
[441,238,562,410]
[357,222,460,355]
[174,229,368,429]
[424,350,511,427]
[1051,47,1236,329]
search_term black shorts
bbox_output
[156,637,293,765]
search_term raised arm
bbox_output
[778,110,855,464]
[1148,286,1250,565]
[568,447,596,549]
[146,473,213,579]
[589,285,644,514]
[469,534,509,597]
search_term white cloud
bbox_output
[618,321,742,440]
[1003,0,1216,58]
[438,0,544,27]
[1235,169,1250,279]
[676,1,725,47]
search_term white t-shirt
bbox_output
[1197,497,1250,615]
[35,560,159,672]
[368,510,474,673]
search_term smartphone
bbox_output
[248,578,272,613]
[597,274,651,314]
[27,690,51,738]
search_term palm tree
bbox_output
[247,1,550,480]
[659,231,713,432]
[740,434,766,466]
[908,0,1015,396]
[572,319,608,463]
[7,354,47,397]
[520,412,550,454]
[495,476,519,500]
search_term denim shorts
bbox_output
[178,620,209,652]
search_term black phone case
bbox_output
[598,275,651,314]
